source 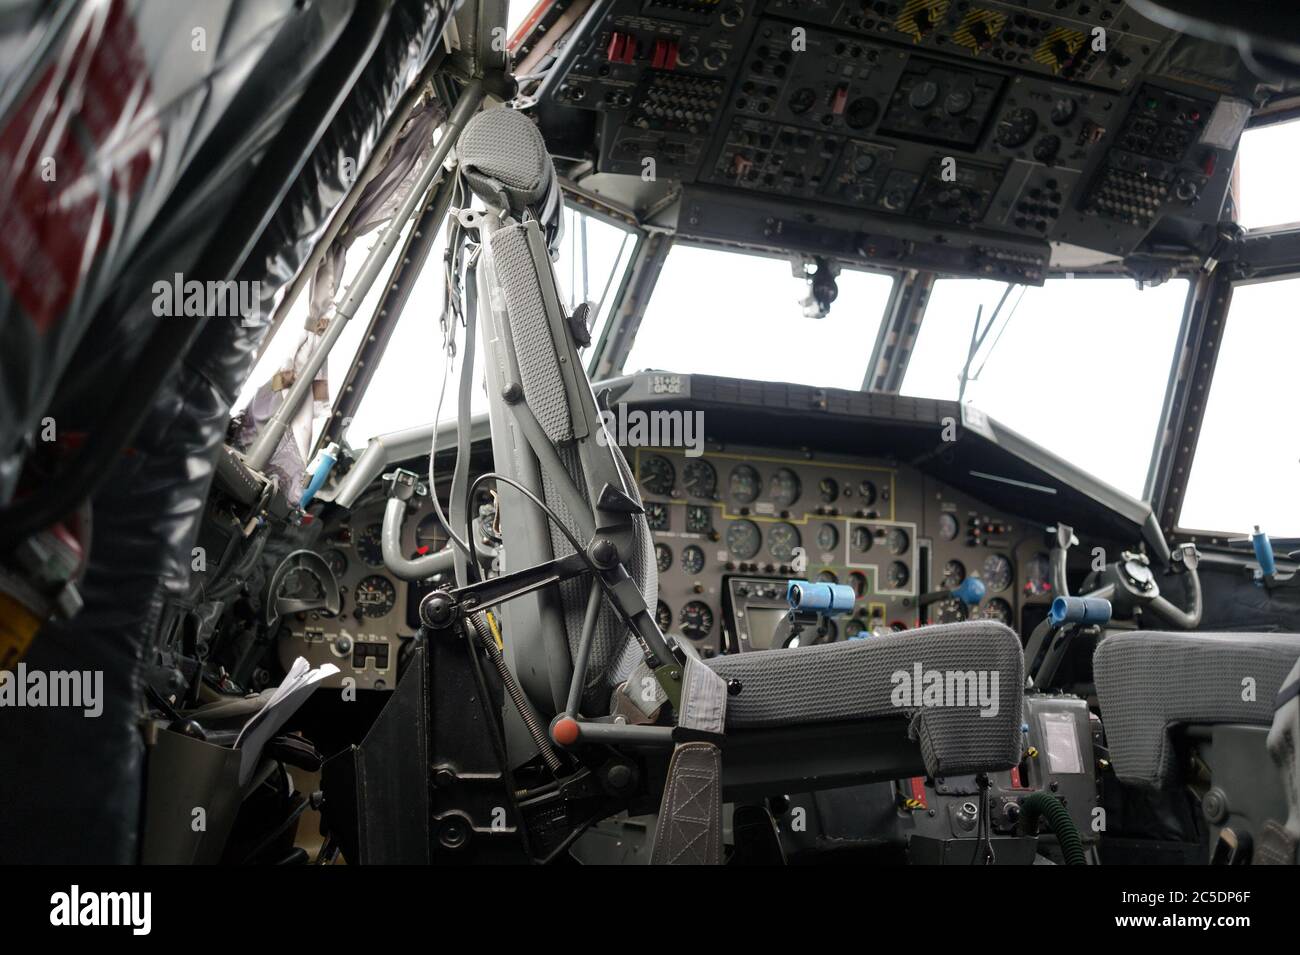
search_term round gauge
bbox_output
[789,86,816,115]
[845,618,867,640]
[354,575,397,618]
[1024,552,1053,597]
[930,596,968,624]
[639,454,675,496]
[682,459,717,499]
[644,501,669,531]
[415,513,449,552]
[679,601,714,640]
[942,559,966,588]
[996,106,1038,148]
[858,480,877,506]
[685,505,712,534]
[655,600,673,632]
[729,464,761,504]
[938,512,960,541]
[909,79,939,110]
[681,544,706,576]
[982,553,1013,593]
[767,522,800,562]
[1033,134,1061,163]
[817,569,838,584]
[655,542,673,573]
[725,519,762,560]
[851,525,874,553]
[1050,96,1078,126]
[323,548,348,579]
[887,527,910,556]
[355,523,385,567]
[981,597,1013,626]
[767,468,801,508]
[845,96,879,130]
[818,477,839,503]
[816,522,839,552]
[849,571,868,597]
[944,87,974,115]
[886,561,910,590]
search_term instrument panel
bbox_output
[276,494,457,690]
[631,444,1055,656]
[538,0,1239,275]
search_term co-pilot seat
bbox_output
[458,106,1025,863]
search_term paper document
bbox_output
[235,657,339,785]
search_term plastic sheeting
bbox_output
[0,0,358,505]
[0,0,360,863]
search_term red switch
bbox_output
[651,38,678,70]
[607,32,632,64]
[832,83,850,116]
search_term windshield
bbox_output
[1179,276,1300,537]
[900,275,1191,500]
[622,244,895,389]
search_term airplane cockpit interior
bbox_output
[4,0,1300,885]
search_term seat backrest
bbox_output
[459,107,657,718]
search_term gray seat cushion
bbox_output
[706,621,1024,778]
[1094,630,1300,787]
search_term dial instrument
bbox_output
[655,542,673,573]
[982,554,1014,592]
[816,522,839,552]
[729,464,761,503]
[768,467,801,508]
[886,561,910,589]
[845,619,867,639]
[685,504,713,534]
[767,522,800,562]
[1024,553,1053,597]
[851,525,874,553]
[355,523,385,567]
[930,596,968,624]
[816,570,838,584]
[996,106,1038,148]
[858,480,877,506]
[682,459,717,499]
[639,454,675,495]
[354,575,397,618]
[849,571,868,598]
[681,544,706,576]
[644,502,669,531]
[887,527,910,556]
[323,548,349,579]
[679,601,714,640]
[938,512,960,541]
[941,559,966,588]
[655,600,673,632]
[981,598,1013,626]
[818,477,839,503]
[725,519,762,560]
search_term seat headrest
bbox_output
[459,107,559,224]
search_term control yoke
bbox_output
[1049,522,1202,630]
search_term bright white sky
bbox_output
[624,245,894,389]
[901,276,1189,499]
[1179,277,1300,537]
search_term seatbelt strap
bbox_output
[1260,657,1300,864]
[450,258,478,587]
[651,648,727,865]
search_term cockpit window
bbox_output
[1234,118,1300,231]
[1179,277,1300,537]
[622,243,895,389]
[901,276,1191,500]
[343,206,637,444]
